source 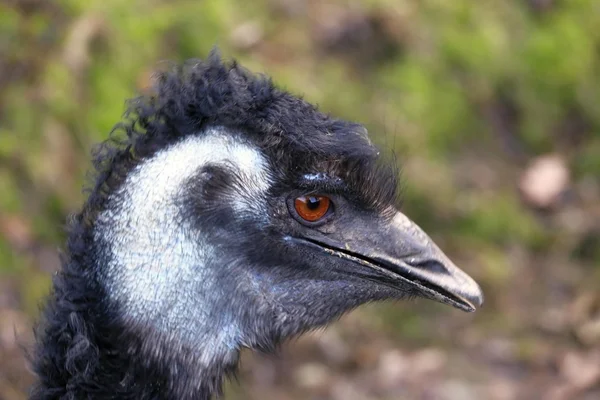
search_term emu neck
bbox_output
[31,271,239,399]
[32,129,271,399]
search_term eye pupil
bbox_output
[306,196,320,210]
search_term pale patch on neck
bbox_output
[94,127,270,366]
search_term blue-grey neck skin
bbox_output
[93,128,274,370]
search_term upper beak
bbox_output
[302,211,484,312]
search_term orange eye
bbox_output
[294,195,331,222]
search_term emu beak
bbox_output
[372,211,484,312]
[300,211,484,312]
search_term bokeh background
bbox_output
[1,0,600,399]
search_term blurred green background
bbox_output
[1,0,599,399]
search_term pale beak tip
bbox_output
[460,283,485,311]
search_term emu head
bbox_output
[89,54,482,376]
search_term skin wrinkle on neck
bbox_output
[94,127,272,366]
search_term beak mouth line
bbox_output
[295,237,478,312]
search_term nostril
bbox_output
[414,259,447,274]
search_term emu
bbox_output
[30,52,483,400]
